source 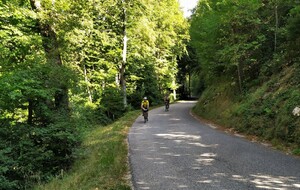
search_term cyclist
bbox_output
[164,93,170,111]
[141,97,149,122]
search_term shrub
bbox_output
[0,116,81,190]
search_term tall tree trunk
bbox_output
[84,64,93,102]
[274,2,278,52]
[120,0,127,107]
[172,80,177,100]
[237,63,243,93]
[27,98,33,125]
[30,0,69,112]
[188,70,191,98]
[232,26,243,93]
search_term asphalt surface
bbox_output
[128,101,300,190]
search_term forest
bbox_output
[0,0,300,189]
[0,0,188,189]
[188,0,300,156]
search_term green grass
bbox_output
[34,110,141,190]
[292,148,300,156]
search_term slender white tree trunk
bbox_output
[121,0,127,107]
[84,65,93,102]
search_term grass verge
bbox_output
[34,110,141,190]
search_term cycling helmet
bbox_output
[143,97,147,100]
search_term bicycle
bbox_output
[165,100,170,111]
[142,108,148,123]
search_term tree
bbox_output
[190,0,266,92]
[125,0,189,103]
[286,4,300,61]
[188,0,300,146]
[177,44,200,98]
[0,0,189,188]
[189,0,223,84]
[0,1,79,188]
[30,0,69,112]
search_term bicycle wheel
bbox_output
[143,111,148,123]
[165,103,169,111]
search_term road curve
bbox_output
[128,101,300,190]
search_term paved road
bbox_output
[128,101,300,190]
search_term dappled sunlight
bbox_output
[174,139,184,143]
[188,142,218,148]
[129,102,300,190]
[156,113,171,116]
[159,146,169,149]
[153,161,167,165]
[145,157,163,161]
[164,175,178,179]
[155,133,201,141]
[232,175,248,182]
[191,162,202,170]
[214,173,227,177]
[195,153,217,166]
[169,118,181,121]
[130,103,300,190]
[136,173,299,190]
[178,184,189,188]
[171,132,187,134]
[196,175,221,185]
[249,174,300,190]
[136,181,150,190]
[154,132,219,161]
[197,179,213,184]
[195,172,300,190]
[195,158,215,166]
[137,181,148,185]
[155,132,217,149]
[161,152,183,157]
[201,153,217,157]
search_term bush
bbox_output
[101,88,127,120]
[0,116,81,190]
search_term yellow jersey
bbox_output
[141,100,149,109]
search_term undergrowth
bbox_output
[34,110,141,190]
[193,66,300,155]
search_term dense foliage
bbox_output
[0,0,188,189]
[188,0,300,151]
